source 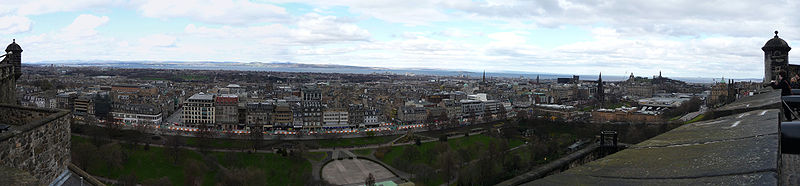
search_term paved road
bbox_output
[679,105,706,121]
[165,108,182,125]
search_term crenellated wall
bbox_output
[0,104,71,185]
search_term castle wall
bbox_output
[0,104,71,185]
[0,64,15,104]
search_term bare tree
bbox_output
[117,172,138,186]
[165,135,183,164]
[142,176,171,186]
[438,148,457,185]
[195,128,214,153]
[183,159,208,186]
[100,143,127,170]
[249,126,263,151]
[219,167,266,186]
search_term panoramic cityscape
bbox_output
[1,1,799,186]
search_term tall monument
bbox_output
[596,72,604,103]
[763,31,791,82]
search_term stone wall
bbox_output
[0,104,71,185]
[0,64,14,104]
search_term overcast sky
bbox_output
[0,0,797,78]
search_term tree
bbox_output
[88,126,109,147]
[437,149,458,185]
[142,177,171,186]
[249,126,263,151]
[365,173,376,186]
[402,145,421,164]
[165,135,183,164]
[71,141,97,171]
[183,159,208,186]
[117,172,138,186]
[100,143,127,170]
[195,128,214,153]
[219,167,265,186]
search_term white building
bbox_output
[323,109,349,128]
[182,93,215,127]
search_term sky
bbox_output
[0,0,798,78]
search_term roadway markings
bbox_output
[694,119,726,126]
[738,113,750,118]
[727,121,741,128]
[760,110,768,116]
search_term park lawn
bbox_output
[315,135,397,148]
[685,114,705,124]
[72,135,215,185]
[184,137,250,149]
[352,149,373,157]
[306,151,328,162]
[211,151,312,186]
[419,173,445,186]
[380,134,517,168]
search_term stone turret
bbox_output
[5,39,22,80]
[763,31,790,82]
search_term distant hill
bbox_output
[28,60,760,83]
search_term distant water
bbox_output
[41,62,756,84]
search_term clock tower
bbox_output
[763,31,791,82]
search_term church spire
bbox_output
[482,70,486,83]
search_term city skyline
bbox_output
[0,0,798,78]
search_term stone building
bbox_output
[246,102,275,131]
[182,93,215,127]
[214,94,239,130]
[347,104,364,127]
[398,106,426,124]
[111,103,162,125]
[301,86,323,129]
[592,107,661,123]
[323,108,349,128]
[272,102,293,129]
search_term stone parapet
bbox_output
[0,104,71,185]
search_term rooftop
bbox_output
[188,93,214,101]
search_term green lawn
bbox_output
[72,135,213,185]
[684,114,705,124]
[184,137,250,149]
[211,151,312,186]
[313,135,398,148]
[71,135,312,186]
[306,151,328,162]
[379,134,520,169]
[352,149,373,157]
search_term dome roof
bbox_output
[762,31,791,51]
[5,39,21,52]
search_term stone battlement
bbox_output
[0,103,71,185]
[0,63,14,104]
[0,63,11,80]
